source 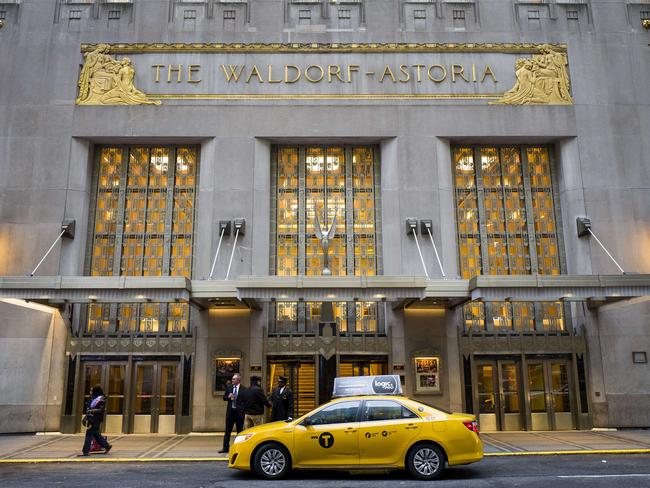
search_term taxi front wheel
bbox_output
[253,443,291,480]
[406,443,446,481]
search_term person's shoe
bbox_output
[103,444,112,454]
[218,448,229,453]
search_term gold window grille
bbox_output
[86,146,197,334]
[454,145,564,333]
[274,145,379,278]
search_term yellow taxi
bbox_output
[228,375,482,480]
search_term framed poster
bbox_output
[214,358,240,392]
[414,357,440,393]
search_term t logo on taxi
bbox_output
[318,432,334,449]
[372,376,398,394]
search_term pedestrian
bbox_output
[242,376,271,429]
[219,373,245,453]
[79,385,112,456]
[270,375,294,421]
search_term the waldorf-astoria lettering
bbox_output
[76,43,572,105]
[151,63,498,84]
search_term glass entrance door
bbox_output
[81,362,126,433]
[133,362,178,433]
[475,360,523,431]
[527,360,575,430]
[268,359,316,417]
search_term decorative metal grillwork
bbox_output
[87,146,198,334]
[453,145,564,332]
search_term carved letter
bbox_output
[246,65,264,83]
[221,65,244,82]
[328,65,345,83]
[412,64,425,82]
[472,64,477,82]
[268,64,281,83]
[284,65,301,83]
[481,65,498,83]
[428,65,447,83]
[168,64,182,83]
[347,65,359,83]
[379,65,397,83]
[187,65,201,84]
[398,65,410,83]
[305,65,324,83]
[152,64,165,83]
[451,64,469,83]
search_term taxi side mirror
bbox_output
[301,417,312,426]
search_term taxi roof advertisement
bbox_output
[333,375,403,397]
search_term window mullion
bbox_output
[298,146,306,276]
[521,146,539,273]
[345,146,354,276]
[474,147,490,274]
[498,151,512,274]
[162,147,176,276]
[112,146,129,276]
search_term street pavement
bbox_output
[1,429,650,462]
[1,454,650,487]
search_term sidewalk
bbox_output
[1,430,649,463]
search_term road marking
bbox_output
[485,448,650,456]
[558,474,650,478]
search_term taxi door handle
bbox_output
[405,424,419,430]
[344,428,357,433]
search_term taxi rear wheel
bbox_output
[253,443,291,480]
[406,443,446,480]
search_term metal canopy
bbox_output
[0,274,648,311]
[469,274,650,308]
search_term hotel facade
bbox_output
[0,0,649,434]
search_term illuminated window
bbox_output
[453,145,564,332]
[274,145,378,277]
[87,146,198,334]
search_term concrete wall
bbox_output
[0,302,67,433]
[0,0,649,428]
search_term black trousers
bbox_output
[223,408,244,449]
[82,424,109,454]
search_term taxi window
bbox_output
[362,400,419,421]
[309,401,360,425]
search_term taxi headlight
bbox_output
[233,433,254,445]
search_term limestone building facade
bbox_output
[0,0,649,434]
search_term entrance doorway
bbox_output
[527,360,575,430]
[267,358,316,417]
[81,362,127,433]
[475,360,523,431]
[339,357,388,377]
[472,357,575,431]
[132,362,179,434]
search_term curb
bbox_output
[0,457,228,464]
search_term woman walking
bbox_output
[80,385,112,456]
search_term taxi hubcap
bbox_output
[260,448,286,476]
[413,448,440,476]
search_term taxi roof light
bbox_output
[332,375,403,398]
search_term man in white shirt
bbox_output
[220,373,245,453]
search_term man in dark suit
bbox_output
[270,375,294,421]
[219,373,244,453]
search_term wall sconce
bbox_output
[643,19,650,29]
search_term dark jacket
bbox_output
[270,386,294,421]
[241,384,271,415]
[223,384,245,417]
[85,395,106,426]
